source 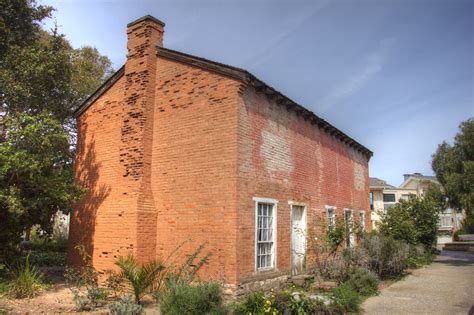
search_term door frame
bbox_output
[289,201,307,276]
[344,208,355,247]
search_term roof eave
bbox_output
[157,47,373,158]
[73,46,374,159]
[73,66,125,118]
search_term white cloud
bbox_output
[319,38,396,112]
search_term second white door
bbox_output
[291,204,306,276]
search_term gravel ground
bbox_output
[363,250,474,315]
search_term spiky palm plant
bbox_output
[115,254,166,304]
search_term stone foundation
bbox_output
[223,274,290,299]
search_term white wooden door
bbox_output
[291,205,306,275]
[345,209,355,247]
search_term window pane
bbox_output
[256,202,275,269]
[327,208,335,230]
[384,203,396,212]
[383,193,396,202]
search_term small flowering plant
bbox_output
[262,289,278,314]
[233,290,278,315]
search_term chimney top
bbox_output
[403,172,423,181]
[127,15,165,28]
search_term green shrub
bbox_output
[65,245,107,311]
[104,269,125,298]
[28,251,66,266]
[7,255,46,298]
[344,267,379,296]
[232,291,280,315]
[331,283,362,314]
[160,282,226,315]
[461,216,474,234]
[405,245,433,268]
[379,186,443,248]
[109,295,144,315]
[318,247,369,284]
[0,304,9,315]
[340,248,369,279]
[272,290,291,313]
[71,286,108,311]
[0,280,8,294]
[86,286,108,307]
[273,290,327,315]
[363,235,409,278]
[317,254,347,283]
[453,230,461,241]
[29,226,68,252]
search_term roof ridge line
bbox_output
[157,47,372,158]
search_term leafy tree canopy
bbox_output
[0,1,114,122]
[432,118,474,231]
[0,0,113,254]
[379,185,445,248]
[0,0,53,58]
[0,112,84,249]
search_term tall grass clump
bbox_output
[7,255,45,298]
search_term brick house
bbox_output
[68,15,372,293]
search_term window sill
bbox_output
[256,267,276,273]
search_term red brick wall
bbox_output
[69,58,244,284]
[150,57,242,284]
[69,18,371,288]
[69,17,166,269]
[68,75,140,270]
[236,87,371,283]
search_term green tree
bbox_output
[0,0,113,256]
[432,118,474,232]
[0,112,84,252]
[1,1,114,122]
[71,46,114,107]
[380,185,444,248]
[1,29,74,121]
[0,0,52,58]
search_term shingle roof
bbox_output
[369,177,395,189]
[73,47,373,158]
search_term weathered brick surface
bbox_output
[69,16,371,288]
[236,89,370,284]
[151,57,242,284]
[68,75,136,270]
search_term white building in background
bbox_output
[369,173,463,240]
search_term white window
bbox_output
[326,207,336,231]
[254,198,277,270]
[383,193,396,213]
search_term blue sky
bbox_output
[42,0,473,187]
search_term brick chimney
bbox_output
[120,15,165,262]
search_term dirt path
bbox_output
[0,283,76,314]
[363,250,474,315]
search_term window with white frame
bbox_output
[256,201,277,270]
[327,207,336,231]
[383,193,396,213]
